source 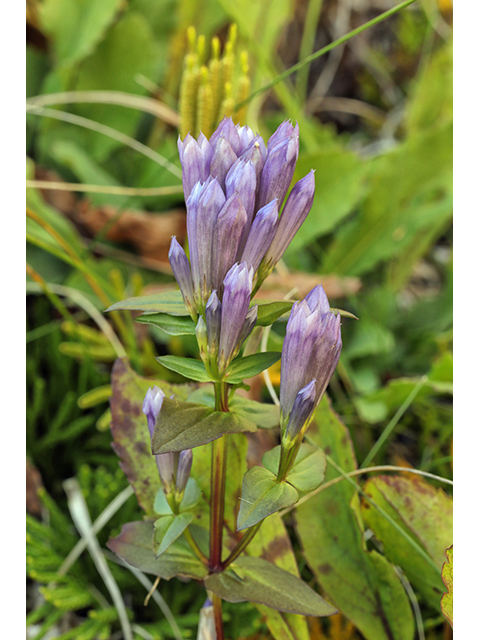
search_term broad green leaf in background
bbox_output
[286,145,365,252]
[205,556,337,616]
[109,358,191,514]
[321,123,452,278]
[72,12,158,160]
[38,0,123,69]
[226,352,281,384]
[246,513,312,640]
[153,512,194,557]
[406,40,453,134]
[152,398,257,453]
[136,313,196,336]
[237,466,298,530]
[361,474,452,610]
[263,444,327,493]
[295,396,414,640]
[106,290,188,315]
[107,520,207,580]
[441,545,453,627]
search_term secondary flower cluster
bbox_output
[143,386,193,509]
[280,285,342,442]
[170,117,315,317]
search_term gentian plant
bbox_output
[107,118,346,638]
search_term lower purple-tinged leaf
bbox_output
[440,545,453,627]
[107,520,207,580]
[204,556,337,616]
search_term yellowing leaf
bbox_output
[441,545,453,627]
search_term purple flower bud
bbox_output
[261,171,315,274]
[142,386,165,440]
[185,181,202,304]
[236,124,256,152]
[234,304,258,356]
[195,315,208,365]
[156,452,176,492]
[218,262,254,374]
[240,199,278,272]
[257,125,299,210]
[279,286,342,429]
[195,177,226,305]
[240,137,267,187]
[266,121,298,150]
[284,379,317,440]
[209,137,238,191]
[168,237,196,318]
[211,194,248,292]
[225,159,256,225]
[178,133,212,200]
[210,117,242,155]
[206,290,222,353]
[175,449,193,495]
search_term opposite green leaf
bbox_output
[187,387,280,429]
[156,356,212,382]
[237,466,298,531]
[107,520,207,580]
[263,444,327,493]
[153,513,194,557]
[226,352,281,383]
[152,398,257,453]
[441,545,453,627]
[136,313,196,336]
[153,488,173,516]
[205,556,337,616]
[106,290,188,315]
[179,478,202,512]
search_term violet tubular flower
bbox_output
[278,285,342,478]
[171,117,315,317]
[142,386,194,509]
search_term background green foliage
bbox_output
[26,0,452,637]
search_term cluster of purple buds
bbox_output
[142,386,193,508]
[196,261,257,377]
[279,285,342,444]
[169,117,315,318]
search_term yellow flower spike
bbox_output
[226,23,238,49]
[187,26,197,53]
[197,34,206,65]
[220,81,234,119]
[209,37,223,124]
[197,65,214,137]
[179,53,199,139]
[236,51,251,125]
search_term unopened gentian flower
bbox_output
[278,285,342,478]
[197,262,257,378]
[171,117,315,315]
[142,386,194,510]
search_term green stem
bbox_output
[209,382,229,571]
[221,522,262,570]
[234,0,418,111]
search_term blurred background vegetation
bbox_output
[26,0,452,638]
